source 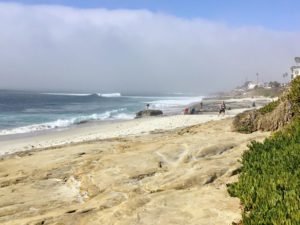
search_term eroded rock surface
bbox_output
[0,119,268,225]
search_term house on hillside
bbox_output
[291,57,300,80]
[237,80,258,90]
[291,66,300,80]
[263,82,272,89]
[246,81,257,90]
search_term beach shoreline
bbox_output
[0,114,229,156]
[0,96,275,156]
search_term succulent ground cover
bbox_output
[229,77,300,224]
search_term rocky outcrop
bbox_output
[135,109,163,118]
[233,101,292,133]
[0,118,269,225]
[233,88,293,133]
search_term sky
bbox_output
[1,0,300,94]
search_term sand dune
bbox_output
[0,118,269,225]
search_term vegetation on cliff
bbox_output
[258,99,279,115]
[229,77,300,224]
[233,87,293,133]
[248,86,283,98]
[289,76,300,116]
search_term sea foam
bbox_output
[0,108,134,136]
[146,96,204,109]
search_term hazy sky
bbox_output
[1,1,300,94]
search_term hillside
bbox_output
[229,77,300,224]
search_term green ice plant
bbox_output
[228,77,300,225]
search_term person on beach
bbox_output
[191,108,196,114]
[146,104,150,110]
[184,108,189,115]
[219,101,226,116]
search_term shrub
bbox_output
[228,119,300,224]
[289,76,300,115]
[258,100,279,115]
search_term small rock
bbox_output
[135,109,163,118]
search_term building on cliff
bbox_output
[291,66,300,79]
[291,57,300,80]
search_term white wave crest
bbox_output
[0,108,134,136]
[97,93,122,97]
[147,96,204,109]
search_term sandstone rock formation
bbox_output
[0,119,269,225]
[233,88,293,133]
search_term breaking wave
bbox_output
[146,96,204,110]
[0,108,134,136]
[96,93,122,97]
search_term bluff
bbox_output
[233,78,300,133]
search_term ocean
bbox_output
[0,90,203,136]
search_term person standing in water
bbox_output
[219,101,226,116]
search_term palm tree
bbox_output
[282,72,289,83]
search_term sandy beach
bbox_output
[1,115,234,155]
[0,99,271,225]
[0,114,234,156]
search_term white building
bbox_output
[291,66,300,79]
[291,57,300,80]
[247,81,257,90]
